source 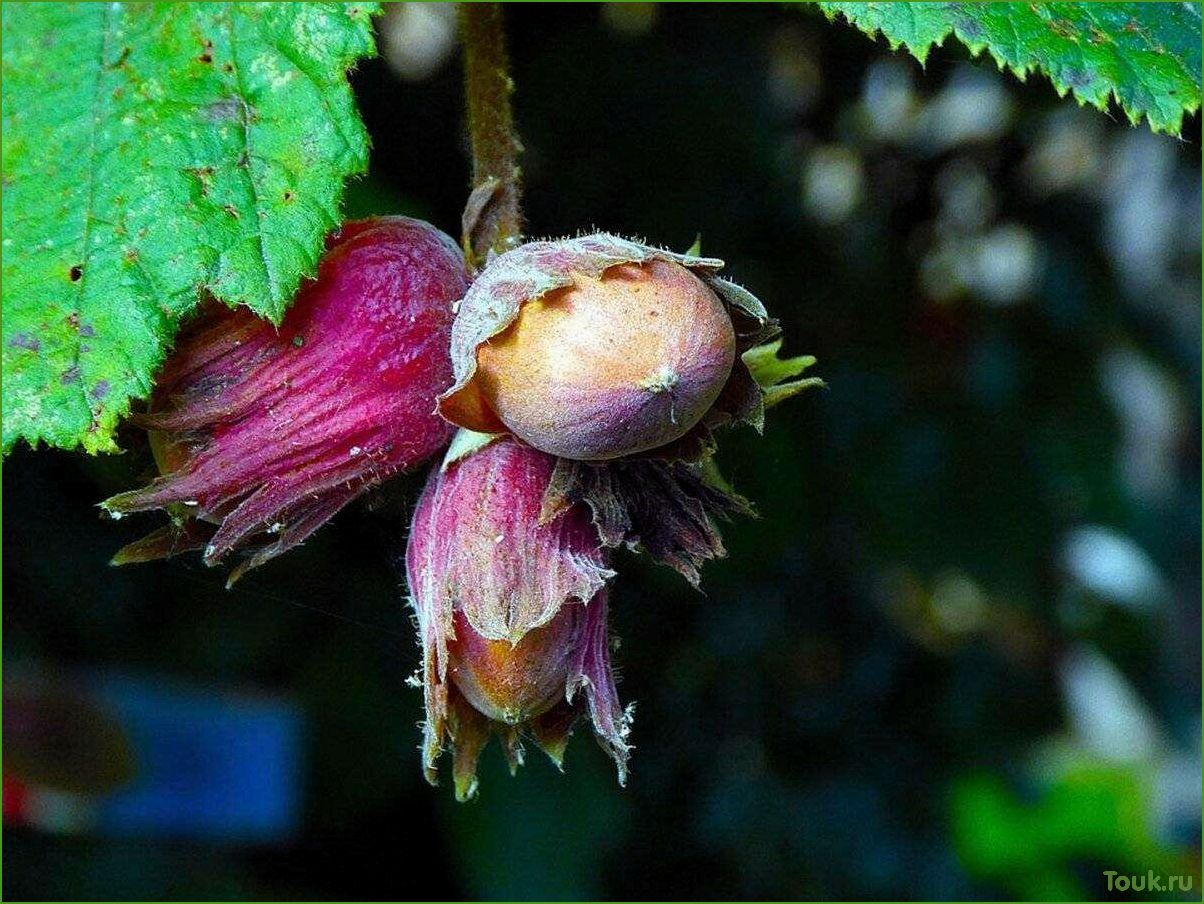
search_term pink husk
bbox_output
[105,217,469,577]
[406,438,631,797]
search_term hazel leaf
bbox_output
[816,2,1202,135]
[1,2,379,454]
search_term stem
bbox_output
[459,2,523,269]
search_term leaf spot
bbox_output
[954,16,983,40]
[107,46,131,70]
[204,97,244,122]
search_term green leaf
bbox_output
[816,2,1201,135]
[1,2,379,453]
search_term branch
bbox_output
[459,2,523,270]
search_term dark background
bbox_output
[4,4,1201,900]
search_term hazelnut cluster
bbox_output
[107,220,819,797]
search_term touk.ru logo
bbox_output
[1104,870,1194,894]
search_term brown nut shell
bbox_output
[474,260,736,460]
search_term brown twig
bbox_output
[458,2,523,270]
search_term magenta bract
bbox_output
[406,438,630,799]
[104,216,470,581]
